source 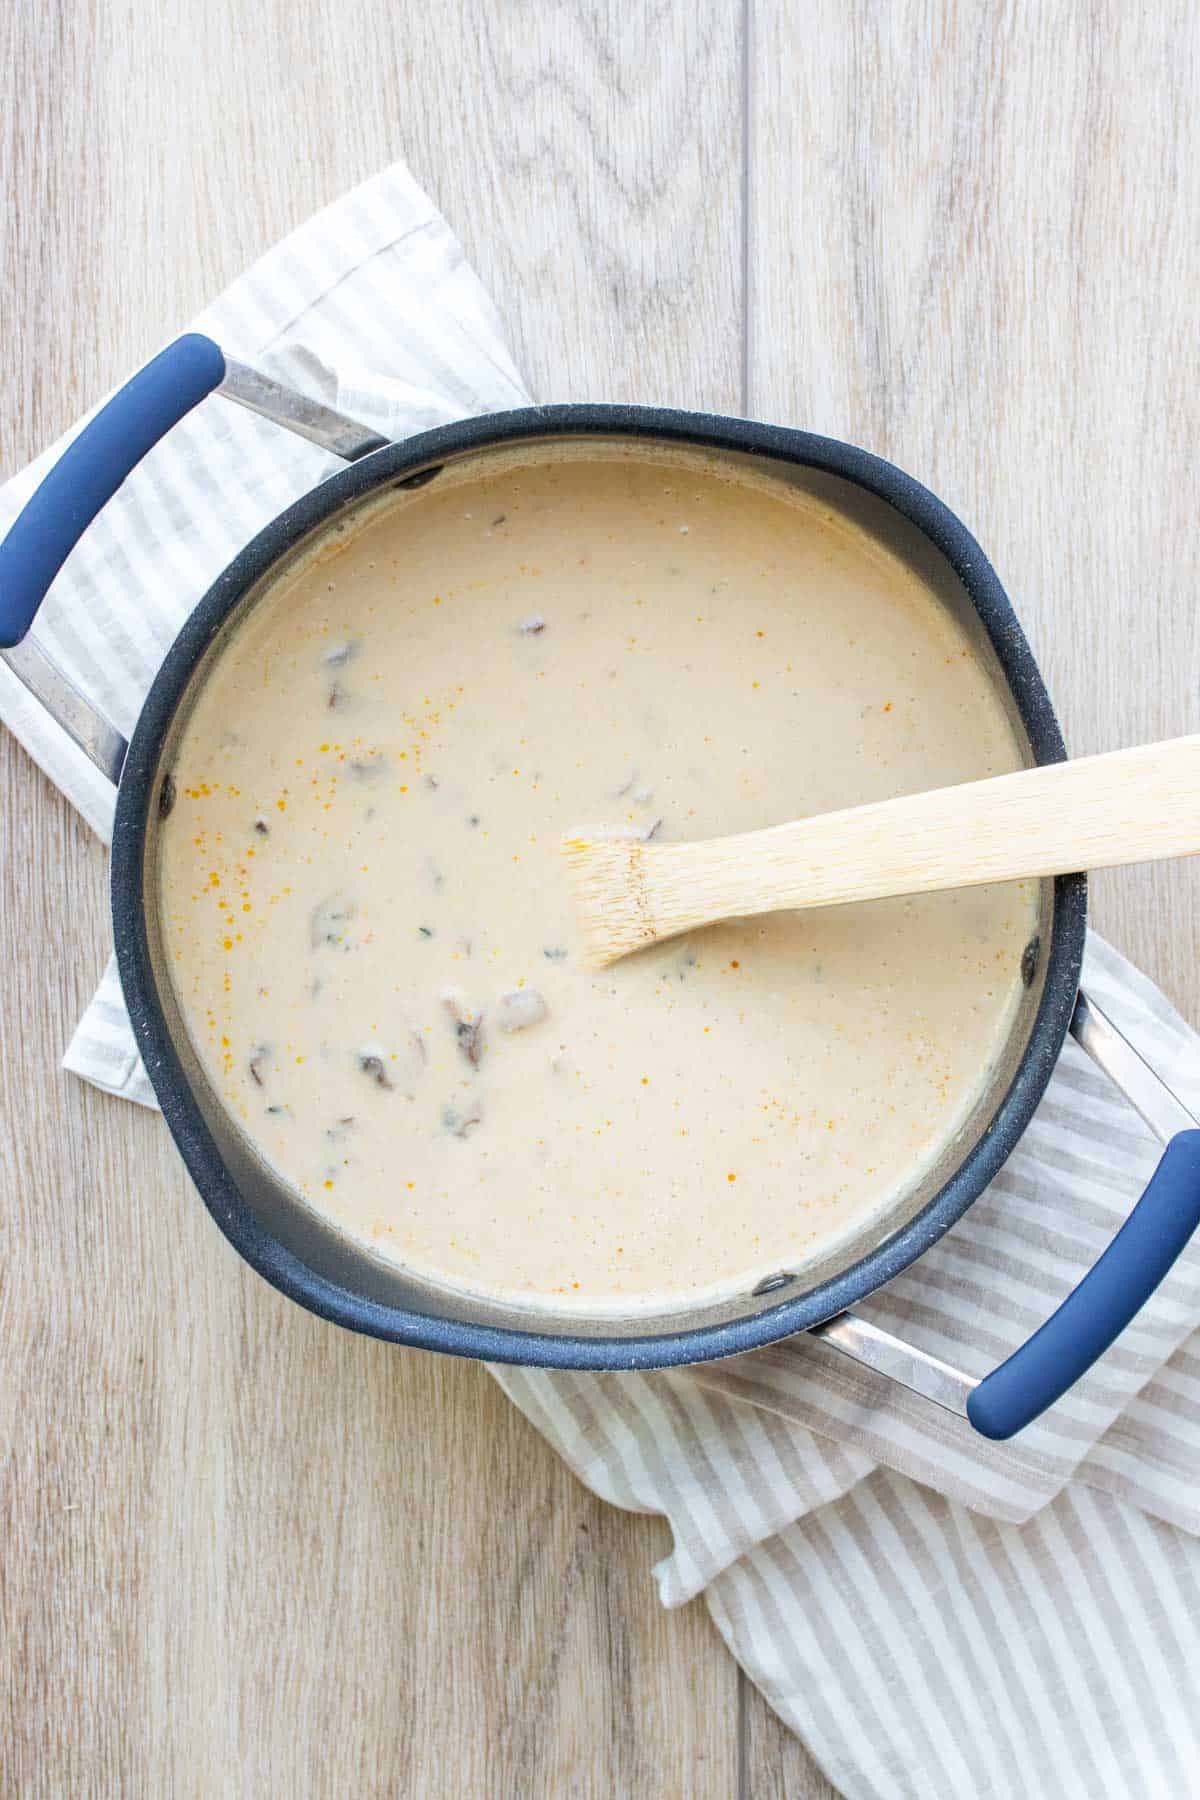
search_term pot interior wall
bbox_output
[136,431,1066,1344]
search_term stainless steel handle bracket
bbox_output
[0,636,128,787]
[218,357,389,462]
[808,988,1199,1418]
[1,358,388,785]
[808,1310,976,1414]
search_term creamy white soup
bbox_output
[158,448,1036,1313]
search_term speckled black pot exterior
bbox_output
[112,406,1086,1369]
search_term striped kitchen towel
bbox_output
[3,161,1198,1800]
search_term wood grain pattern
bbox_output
[4,1,1199,1795]
[741,1666,840,1800]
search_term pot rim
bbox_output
[112,404,1087,1369]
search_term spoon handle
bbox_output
[636,733,1200,941]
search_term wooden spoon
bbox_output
[565,736,1200,968]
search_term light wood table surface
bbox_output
[3,4,1198,1794]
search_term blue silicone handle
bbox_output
[0,333,226,648]
[967,1128,1200,1439]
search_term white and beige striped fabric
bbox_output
[4,164,1198,1800]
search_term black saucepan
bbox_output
[5,334,1198,1440]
